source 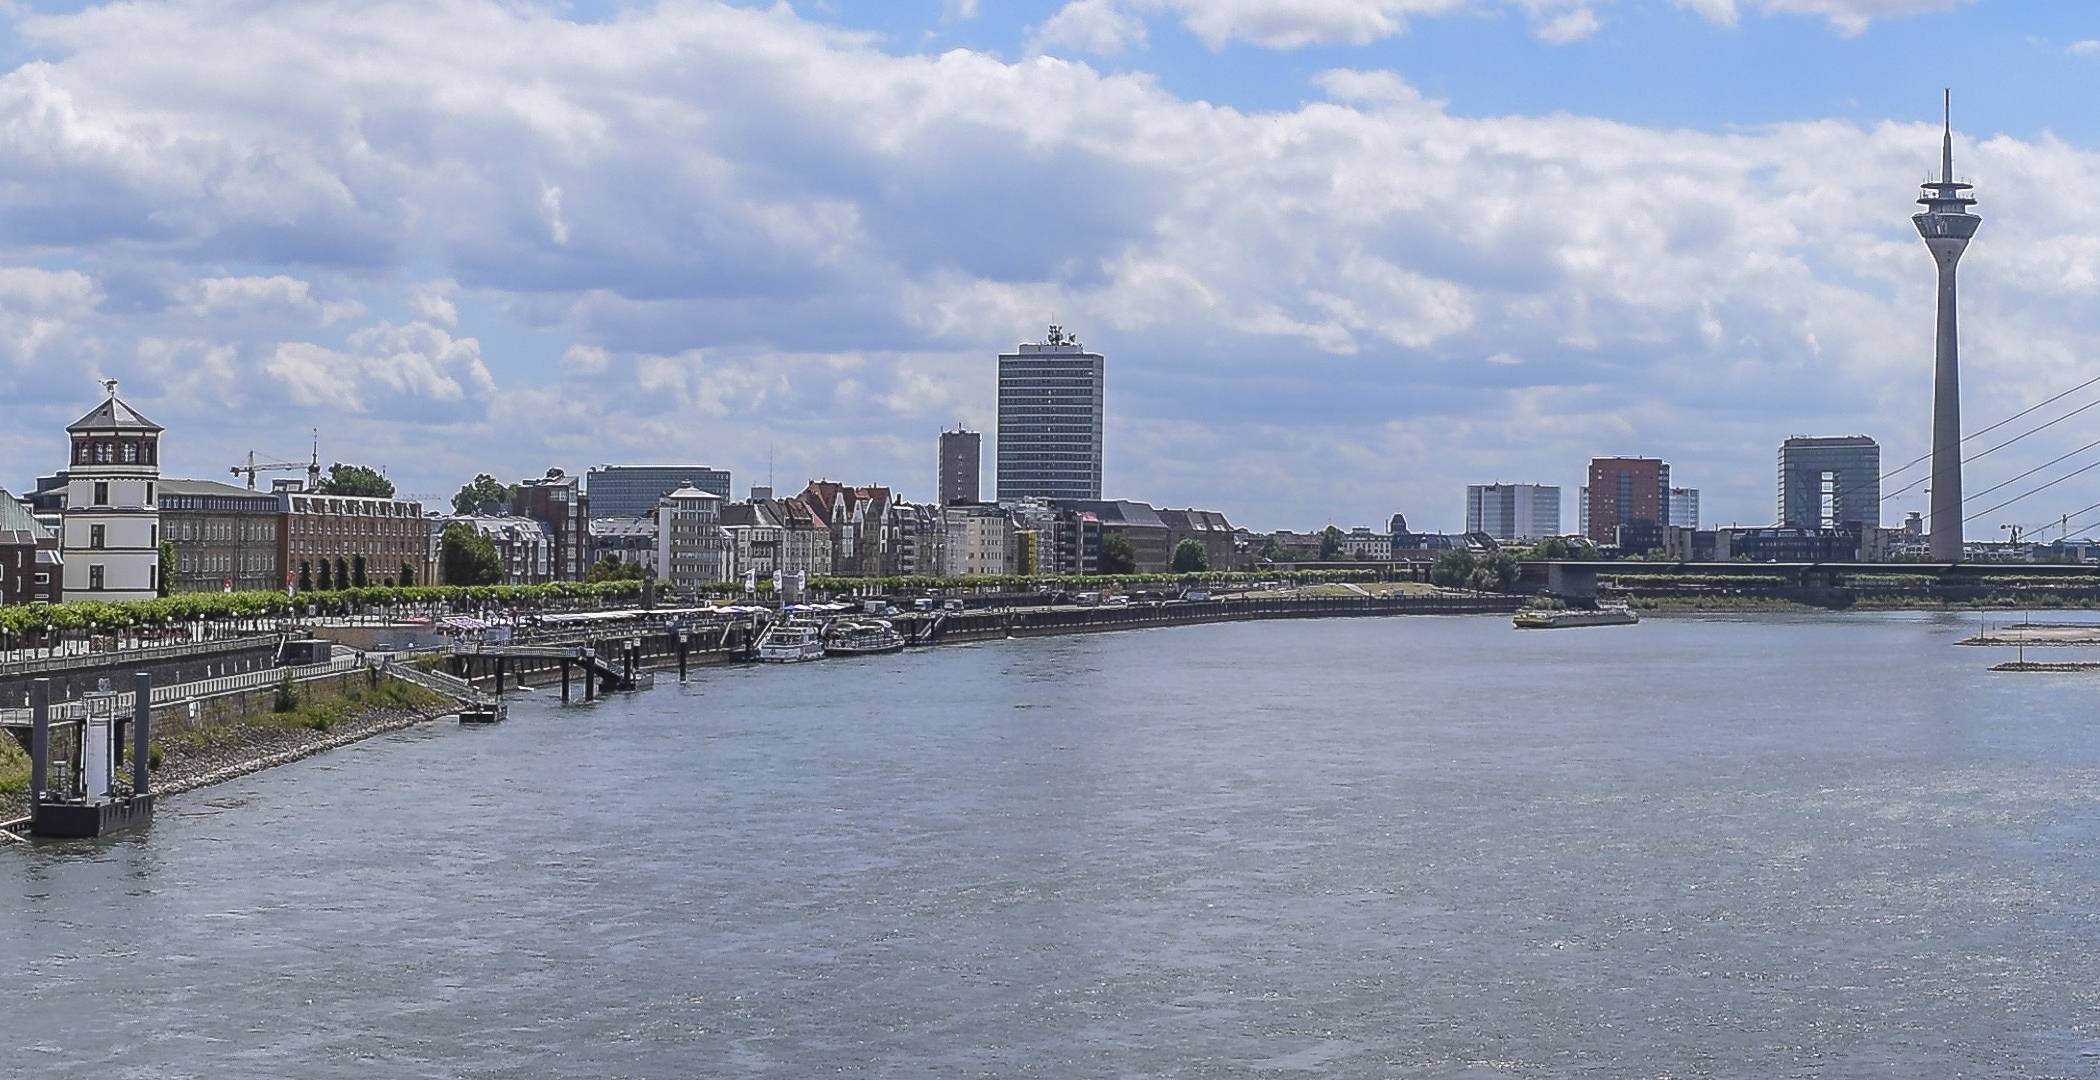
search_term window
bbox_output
[145,482,154,505]
[89,524,105,549]
[93,481,109,506]
[89,564,105,591]
[121,443,137,464]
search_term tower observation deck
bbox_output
[1913,90,1979,562]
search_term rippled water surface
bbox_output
[10,611,2100,1078]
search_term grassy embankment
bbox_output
[0,676,449,806]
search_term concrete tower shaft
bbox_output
[1912,91,1978,562]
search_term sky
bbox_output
[0,0,2098,534]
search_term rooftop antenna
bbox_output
[100,377,118,397]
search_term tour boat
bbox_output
[757,623,827,662]
[1512,605,1640,629]
[826,620,906,657]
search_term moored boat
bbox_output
[758,623,827,662]
[827,620,905,656]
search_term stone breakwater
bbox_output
[1,700,449,827]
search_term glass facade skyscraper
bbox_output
[1778,436,1880,530]
[586,465,732,520]
[996,326,1103,503]
[1466,483,1560,541]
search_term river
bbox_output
[8,611,2100,1077]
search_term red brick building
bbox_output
[1586,457,1671,545]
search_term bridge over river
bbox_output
[1523,560,2100,600]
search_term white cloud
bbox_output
[411,281,459,327]
[0,0,2091,530]
[2070,39,2100,57]
[1030,0,1150,55]
[1029,0,1966,53]
[1674,0,1974,35]
[264,320,495,415]
[182,275,362,325]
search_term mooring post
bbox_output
[132,671,151,796]
[678,636,689,682]
[496,656,507,696]
[584,653,597,702]
[29,678,49,810]
[561,660,571,702]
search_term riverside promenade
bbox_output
[445,592,1526,692]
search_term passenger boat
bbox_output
[1513,604,1640,629]
[827,620,905,656]
[757,623,827,662]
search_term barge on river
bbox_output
[1513,605,1640,629]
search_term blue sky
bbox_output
[0,0,2097,534]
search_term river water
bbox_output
[8,611,2100,1078]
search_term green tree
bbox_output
[1466,552,1518,592]
[351,554,369,589]
[440,522,504,586]
[1098,531,1138,575]
[334,558,351,592]
[585,555,645,583]
[317,559,334,591]
[298,561,313,593]
[1430,550,1478,588]
[1171,538,1210,573]
[1318,526,1344,561]
[157,540,176,597]
[315,463,396,498]
[451,472,519,514]
[399,562,417,587]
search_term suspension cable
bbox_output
[1884,396,2100,502]
[1964,457,2100,524]
[1881,371,2100,481]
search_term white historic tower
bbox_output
[61,381,163,601]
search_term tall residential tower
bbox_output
[938,427,981,505]
[1914,91,1979,561]
[996,326,1104,503]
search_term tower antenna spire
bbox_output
[1941,88,1954,184]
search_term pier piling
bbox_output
[132,672,150,796]
[29,679,48,810]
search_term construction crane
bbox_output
[231,431,323,491]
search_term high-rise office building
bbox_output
[939,428,981,506]
[1586,457,1670,542]
[996,325,1103,503]
[1778,436,1881,530]
[586,464,731,520]
[1669,488,1701,529]
[1466,484,1560,541]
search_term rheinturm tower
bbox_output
[1914,90,1979,562]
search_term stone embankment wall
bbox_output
[0,637,283,710]
[933,595,1525,643]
